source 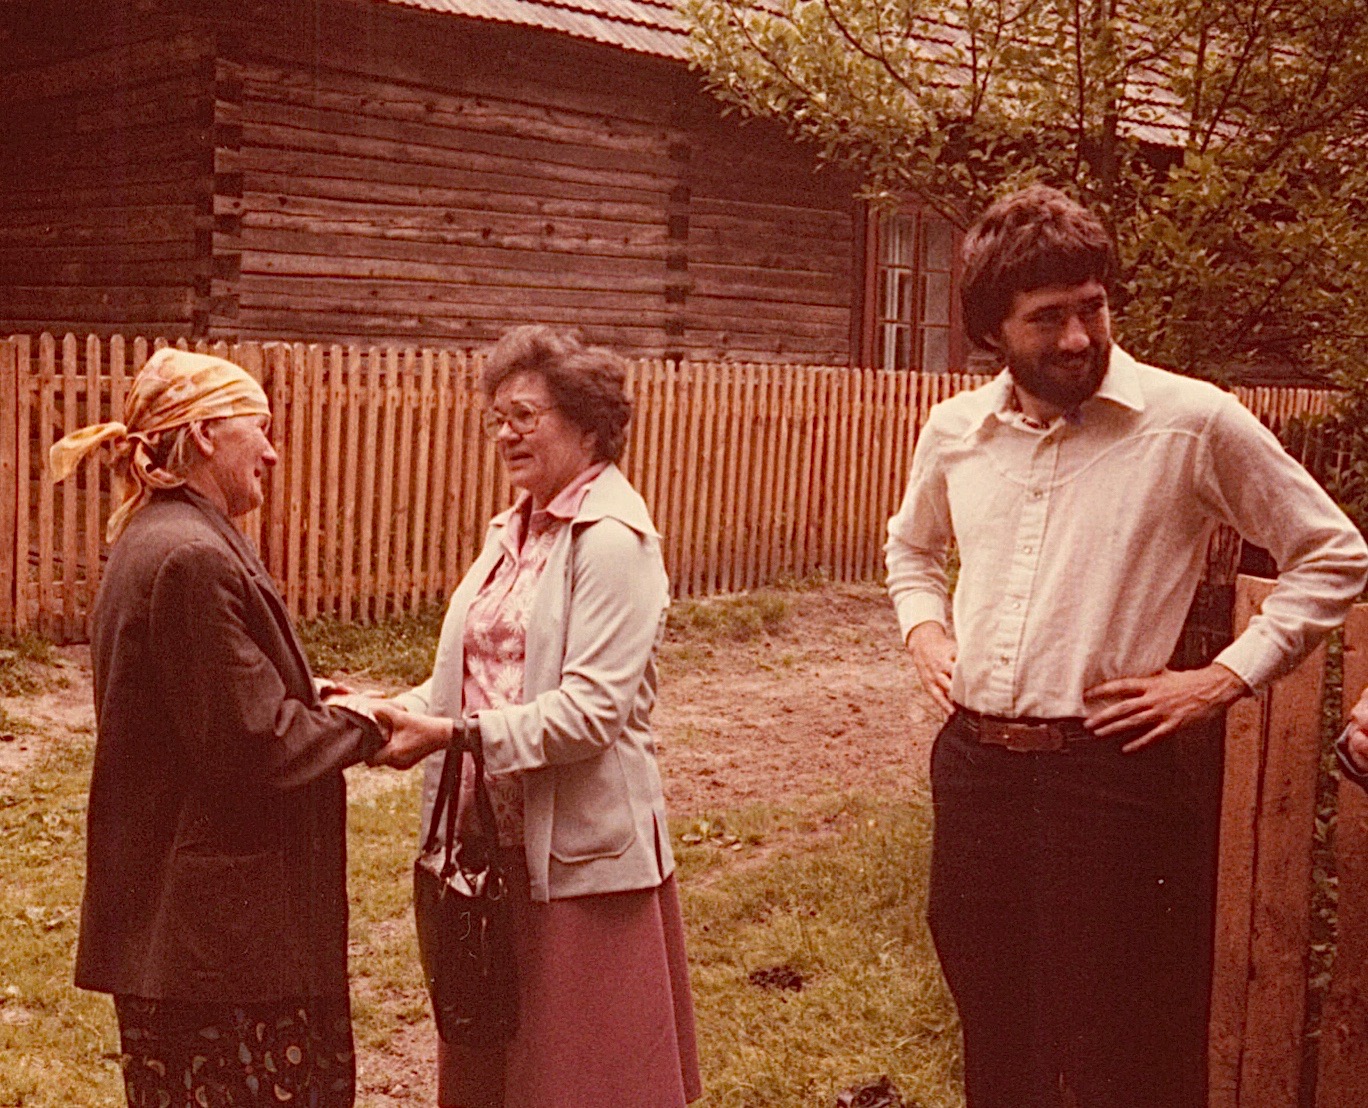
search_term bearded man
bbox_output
[885,184,1368,1108]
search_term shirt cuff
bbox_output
[1213,628,1282,693]
[894,594,949,644]
[1336,727,1368,791]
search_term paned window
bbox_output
[864,208,959,372]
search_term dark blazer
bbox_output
[75,489,383,1002]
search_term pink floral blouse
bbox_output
[457,462,608,847]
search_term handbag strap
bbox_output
[420,724,501,871]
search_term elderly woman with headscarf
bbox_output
[51,348,423,1108]
[372,325,701,1108]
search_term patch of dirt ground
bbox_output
[656,582,939,814]
[1,583,940,807]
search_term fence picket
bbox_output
[0,342,16,634]
[304,345,325,621]
[84,336,101,634]
[36,334,56,639]
[60,335,79,639]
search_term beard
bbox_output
[1007,342,1110,412]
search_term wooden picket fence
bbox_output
[0,332,999,641]
[1213,577,1368,1108]
[0,333,1345,642]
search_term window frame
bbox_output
[855,199,966,372]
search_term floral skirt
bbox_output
[113,994,355,1108]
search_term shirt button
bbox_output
[1030,490,1044,500]
[1011,601,1022,610]
[1023,546,1033,554]
[1000,655,1011,665]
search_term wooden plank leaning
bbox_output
[1210,574,1327,1108]
[1316,602,1368,1107]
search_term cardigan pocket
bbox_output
[549,747,636,864]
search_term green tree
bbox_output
[685,0,1368,383]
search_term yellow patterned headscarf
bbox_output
[50,348,270,542]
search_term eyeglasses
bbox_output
[481,402,553,437]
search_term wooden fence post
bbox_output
[1316,603,1368,1106]
[0,341,16,637]
[1210,575,1328,1108]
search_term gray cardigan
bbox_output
[398,464,675,901]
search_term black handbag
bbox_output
[413,735,518,1045]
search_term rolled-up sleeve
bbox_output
[1199,396,1368,689]
[885,420,954,643]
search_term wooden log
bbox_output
[1316,603,1368,1107]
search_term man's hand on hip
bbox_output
[1343,687,1368,775]
[906,621,956,717]
[1083,664,1249,752]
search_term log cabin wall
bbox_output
[0,1,214,338]
[683,108,857,363]
[206,0,858,362]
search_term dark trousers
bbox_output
[928,711,1210,1108]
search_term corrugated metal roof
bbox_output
[381,0,691,60]
[379,0,1189,146]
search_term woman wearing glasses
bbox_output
[378,325,700,1108]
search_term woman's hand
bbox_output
[369,703,452,770]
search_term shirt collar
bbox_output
[489,461,659,544]
[497,461,608,556]
[970,344,1145,435]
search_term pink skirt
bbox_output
[438,853,702,1108]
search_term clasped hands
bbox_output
[319,683,458,770]
[905,621,1248,752]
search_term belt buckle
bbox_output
[978,718,1065,753]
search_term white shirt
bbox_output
[885,347,1368,718]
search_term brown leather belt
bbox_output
[955,706,1093,753]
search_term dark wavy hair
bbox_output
[479,325,633,463]
[961,185,1115,350]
